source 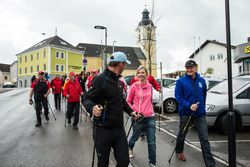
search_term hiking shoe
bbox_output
[73,126,78,130]
[149,163,156,167]
[45,115,49,121]
[35,122,41,127]
[129,150,133,158]
[68,118,71,124]
[176,153,186,161]
[140,134,146,140]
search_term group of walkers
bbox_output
[29,69,95,130]
[28,51,215,167]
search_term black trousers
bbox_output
[54,93,61,108]
[34,98,49,123]
[66,102,80,127]
[93,126,130,167]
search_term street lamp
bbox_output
[94,25,107,70]
[113,41,117,53]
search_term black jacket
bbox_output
[82,69,133,128]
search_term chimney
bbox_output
[248,37,250,42]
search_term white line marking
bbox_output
[156,126,229,166]
[190,140,250,144]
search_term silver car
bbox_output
[153,78,223,113]
[206,75,250,134]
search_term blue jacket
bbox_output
[175,73,207,116]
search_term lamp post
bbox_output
[113,41,117,53]
[225,0,236,166]
[94,25,107,70]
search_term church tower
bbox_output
[136,8,157,77]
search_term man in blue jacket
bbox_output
[175,60,215,167]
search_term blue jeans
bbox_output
[176,115,215,167]
[128,116,156,165]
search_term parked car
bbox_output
[3,82,15,88]
[153,78,223,113]
[206,75,250,134]
[124,75,135,86]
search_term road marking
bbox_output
[190,140,250,144]
[156,126,229,166]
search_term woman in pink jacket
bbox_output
[126,65,156,167]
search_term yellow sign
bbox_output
[245,46,250,53]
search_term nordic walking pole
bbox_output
[92,119,98,167]
[126,119,135,138]
[168,102,200,163]
[159,62,163,132]
[158,92,161,132]
[47,100,56,120]
[124,115,129,127]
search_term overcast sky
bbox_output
[0,0,249,74]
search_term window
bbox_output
[20,68,22,75]
[20,58,22,64]
[43,64,46,71]
[31,54,33,61]
[61,65,65,72]
[56,51,60,59]
[25,68,27,74]
[61,52,65,59]
[237,88,250,99]
[4,76,7,80]
[30,66,33,73]
[210,55,215,61]
[56,64,59,71]
[218,53,223,60]
[44,51,46,58]
[37,53,39,60]
[25,56,27,63]
[37,65,39,72]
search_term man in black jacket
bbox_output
[82,52,139,167]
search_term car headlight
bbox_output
[206,104,215,112]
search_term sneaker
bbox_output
[73,126,78,130]
[129,150,133,158]
[140,134,146,140]
[68,118,71,124]
[176,153,186,161]
[35,122,41,127]
[45,115,49,121]
[149,163,156,167]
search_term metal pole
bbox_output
[160,62,164,117]
[104,28,107,70]
[225,0,236,166]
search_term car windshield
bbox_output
[156,79,176,87]
[208,78,250,94]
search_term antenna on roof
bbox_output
[55,27,57,36]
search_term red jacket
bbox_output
[63,80,83,102]
[87,76,93,88]
[51,78,63,94]
[130,75,160,91]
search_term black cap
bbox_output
[185,60,197,67]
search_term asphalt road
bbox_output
[0,88,248,167]
[0,88,120,167]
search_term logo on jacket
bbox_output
[198,82,202,88]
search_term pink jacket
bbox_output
[126,81,154,117]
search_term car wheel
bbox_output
[164,99,178,113]
[217,113,236,135]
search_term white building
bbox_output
[189,40,240,79]
[10,61,18,86]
